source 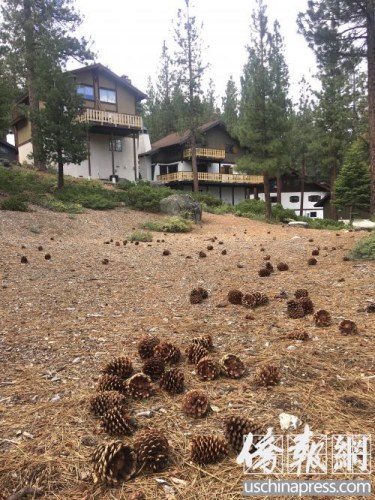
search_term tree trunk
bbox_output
[367,6,375,215]
[191,134,199,192]
[330,158,338,220]
[276,173,282,204]
[300,156,305,216]
[263,171,272,220]
[57,161,64,190]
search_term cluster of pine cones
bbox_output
[287,289,314,319]
[227,289,269,309]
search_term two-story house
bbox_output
[139,120,264,205]
[12,63,147,181]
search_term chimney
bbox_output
[120,75,131,84]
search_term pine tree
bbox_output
[334,139,371,220]
[0,58,14,139]
[201,79,220,123]
[297,0,375,214]
[0,0,92,169]
[222,76,238,135]
[174,0,207,192]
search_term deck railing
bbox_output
[183,147,226,160]
[78,108,142,129]
[157,171,263,184]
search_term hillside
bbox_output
[0,207,374,499]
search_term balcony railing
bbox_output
[183,147,226,160]
[157,171,263,184]
[78,108,142,129]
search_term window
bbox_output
[289,195,300,203]
[100,88,116,104]
[270,196,277,203]
[76,84,94,100]
[308,195,321,202]
[309,212,317,218]
[109,138,122,152]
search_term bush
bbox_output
[299,216,346,230]
[40,196,83,213]
[116,179,135,191]
[123,182,176,212]
[142,216,192,233]
[202,203,235,214]
[347,231,375,260]
[271,203,298,222]
[127,230,153,242]
[235,199,266,217]
[0,195,29,211]
[191,192,223,207]
[54,179,119,209]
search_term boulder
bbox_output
[352,219,375,230]
[160,194,202,223]
[288,221,309,228]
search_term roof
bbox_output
[0,138,17,152]
[68,63,147,101]
[142,119,226,156]
[314,192,331,207]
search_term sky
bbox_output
[74,0,317,105]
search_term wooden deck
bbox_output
[78,109,142,129]
[183,147,226,160]
[157,171,263,184]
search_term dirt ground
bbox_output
[0,207,374,499]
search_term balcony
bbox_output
[157,171,263,184]
[183,147,226,160]
[78,109,142,129]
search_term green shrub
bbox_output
[347,231,375,260]
[142,216,192,233]
[235,199,266,217]
[202,203,235,214]
[299,216,346,230]
[116,179,135,191]
[0,195,29,211]
[271,203,298,222]
[123,182,176,212]
[191,192,223,207]
[40,196,83,213]
[128,230,153,242]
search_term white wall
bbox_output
[139,156,152,180]
[256,191,326,218]
[18,142,33,164]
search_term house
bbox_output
[139,120,264,205]
[11,63,147,181]
[0,138,17,166]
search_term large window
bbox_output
[308,195,321,202]
[109,138,122,152]
[76,84,94,100]
[289,195,300,203]
[100,88,116,104]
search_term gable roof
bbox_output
[0,138,17,152]
[143,119,226,156]
[69,63,147,101]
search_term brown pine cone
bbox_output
[308,257,317,265]
[224,415,264,453]
[182,390,209,418]
[284,331,310,341]
[142,357,165,381]
[277,262,289,271]
[92,441,136,484]
[220,354,245,379]
[101,407,137,436]
[154,342,181,364]
[314,309,332,327]
[312,249,320,256]
[242,292,258,308]
[228,289,243,305]
[287,300,305,319]
[185,343,209,364]
[159,368,184,394]
[196,357,220,381]
[366,303,375,313]
[339,319,358,335]
[134,429,170,472]
[255,364,281,387]
[191,334,213,350]
[102,356,133,380]
[258,268,271,277]
[138,336,160,360]
[258,293,269,306]
[294,289,308,299]
[299,297,314,315]
[127,373,152,399]
[265,262,274,273]
[90,391,127,417]
[190,435,228,464]
[190,288,204,304]
[97,374,127,395]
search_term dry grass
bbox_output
[0,208,374,499]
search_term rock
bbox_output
[288,221,308,228]
[352,219,375,230]
[160,194,202,223]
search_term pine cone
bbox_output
[277,262,289,271]
[190,435,228,464]
[101,407,137,436]
[191,334,213,350]
[138,336,160,360]
[258,268,271,277]
[224,415,264,453]
[90,391,127,417]
[339,319,358,335]
[308,257,317,265]
[190,288,204,304]
[220,354,245,379]
[159,368,184,394]
[242,292,258,308]
[265,262,274,273]
[228,289,243,305]
[127,373,152,399]
[97,374,127,395]
[295,289,308,299]
[182,390,209,418]
[314,309,332,327]
[196,357,220,381]
[199,250,207,258]
[102,357,133,380]
[366,303,375,313]
[154,342,181,364]
[92,441,136,484]
[134,429,170,472]
[287,300,305,319]
[299,297,314,315]
[185,343,209,364]
[255,364,281,387]
[142,357,165,381]
[258,293,269,306]
[284,331,310,341]
[312,249,320,256]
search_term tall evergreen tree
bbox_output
[201,79,220,123]
[222,76,238,135]
[174,0,206,192]
[0,0,92,169]
[297,0,375,214]
[0,58,14,139]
